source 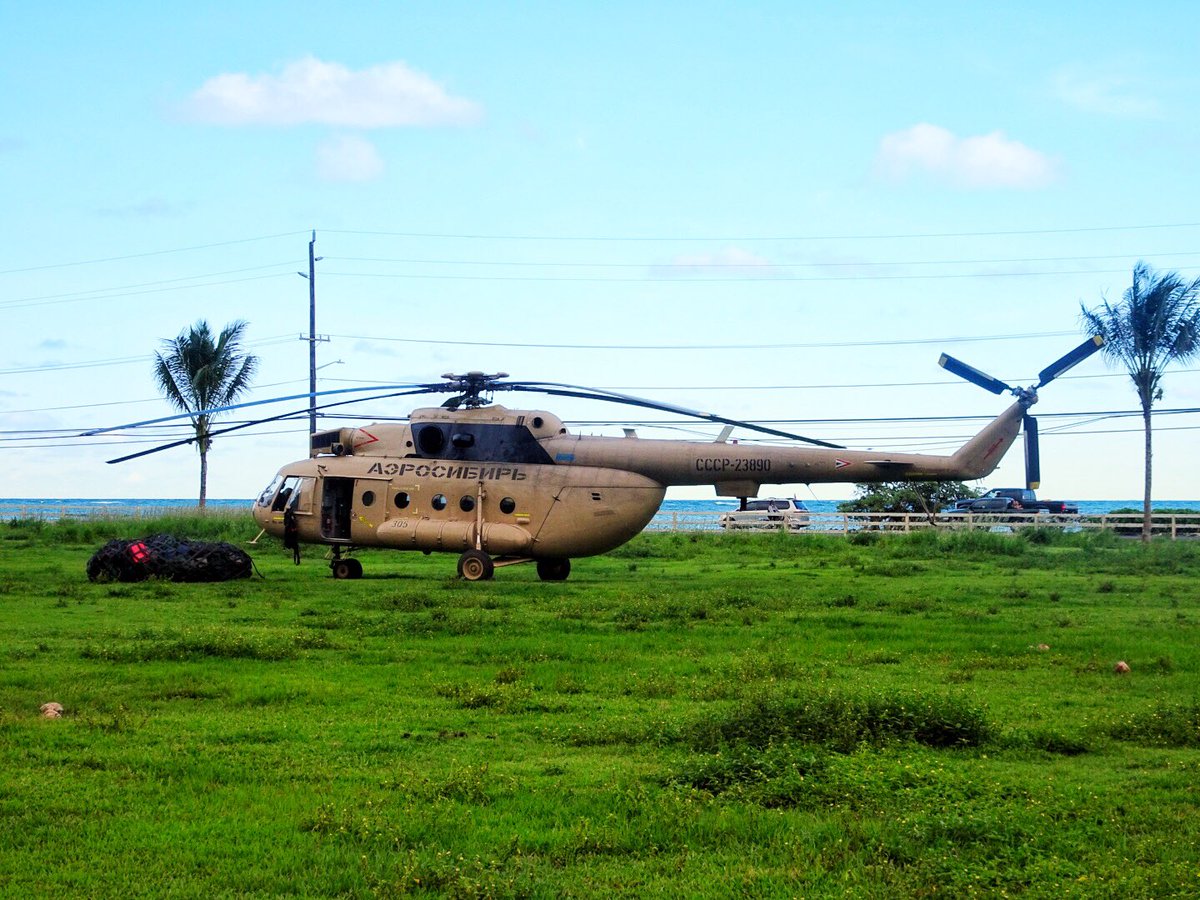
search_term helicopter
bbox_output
[90,336,1103,581]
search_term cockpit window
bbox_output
[257,475,283,508]
[269,475,308,512]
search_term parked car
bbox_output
[719,498,810,531]
[951,488,1079,516]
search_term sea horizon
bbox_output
[4,497,1199,516]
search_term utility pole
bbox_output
[307,230,317,437]
[298,230,326,440]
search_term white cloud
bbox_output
[875,123,1057,189]
[1052,67,1161,118]
[184,56,482,128]
[315,134,385,182]
[650,247,782,279]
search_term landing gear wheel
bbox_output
[536,558,571,581]
[332,558,363,579]
[457,550,495,581]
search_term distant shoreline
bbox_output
[4,497,1199,515]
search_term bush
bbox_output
[684,688,993,753]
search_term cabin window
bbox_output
[394,491,410,510]
[459,496,475,512]
[361,490,376,507]
[431,494,448,511]
[499,497,516,515]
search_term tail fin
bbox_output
[948,402,1026,481]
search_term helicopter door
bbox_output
[320,477,354,541]
[349,479,389,544]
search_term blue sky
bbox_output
[2,1,1198,500]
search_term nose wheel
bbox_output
[457,549,495,581]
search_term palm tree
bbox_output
[154,320,259,508]
[1080,262,1200,541]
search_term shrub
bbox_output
[684,688,993,753]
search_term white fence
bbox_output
[3,504,1198,539]
[646,509,1200,539]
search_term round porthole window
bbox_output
[361,490,376,506]
[431,494,448,511]
[499,497,516,514]
[459,496,475,512]
[394,491,410,509]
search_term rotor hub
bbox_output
[1014,385,1038,408]
[441,371,510,408]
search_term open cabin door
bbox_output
[319,476,391,543]
[319,477,353,541]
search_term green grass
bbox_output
[2,519,1199,896]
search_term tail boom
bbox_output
[548,401,1027,492]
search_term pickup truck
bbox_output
[952,489,1079,516]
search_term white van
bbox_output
[718,498,810,531]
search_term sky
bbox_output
[2,1,1199,502]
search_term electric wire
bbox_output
[8,407,1196,448]
[0,261,302,311]
[0,333,299,377]
[322,222,1200,242]
[0,231,309,276]
[0,272,292,312]
[323,330,1082,351]
[326,250,1200,271]
[319,264,1200,284]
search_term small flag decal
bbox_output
[834,458,851,469]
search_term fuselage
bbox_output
[252,401,1025,559]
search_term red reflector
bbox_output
[129,542,149,564]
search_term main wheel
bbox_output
[536,558,571,581]
[332,558,363,579]
[457,549,495,581]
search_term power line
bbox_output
[0,334,297,377]
[0,231,309,276]
[323,221,1200,242]
[0,272,292,312]
[320,263,1200,284]
[0,261,301,311]
[324,329,1081,351]
[327,249,1200,270]
[9,407,1194,444]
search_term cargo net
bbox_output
[86,535,253,583]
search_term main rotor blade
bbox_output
[103,388,439,464]
[937,354,1013,395]
[504,381,844,448]
[1035,335,1104,388]
[82,382,446,436]
[1023,414,1040,490]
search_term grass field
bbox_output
[2,517,1199,897]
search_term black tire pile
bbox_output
[86,534,253,583]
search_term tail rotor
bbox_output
[939,336,1103,490]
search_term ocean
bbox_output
[3,497,1199,519]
